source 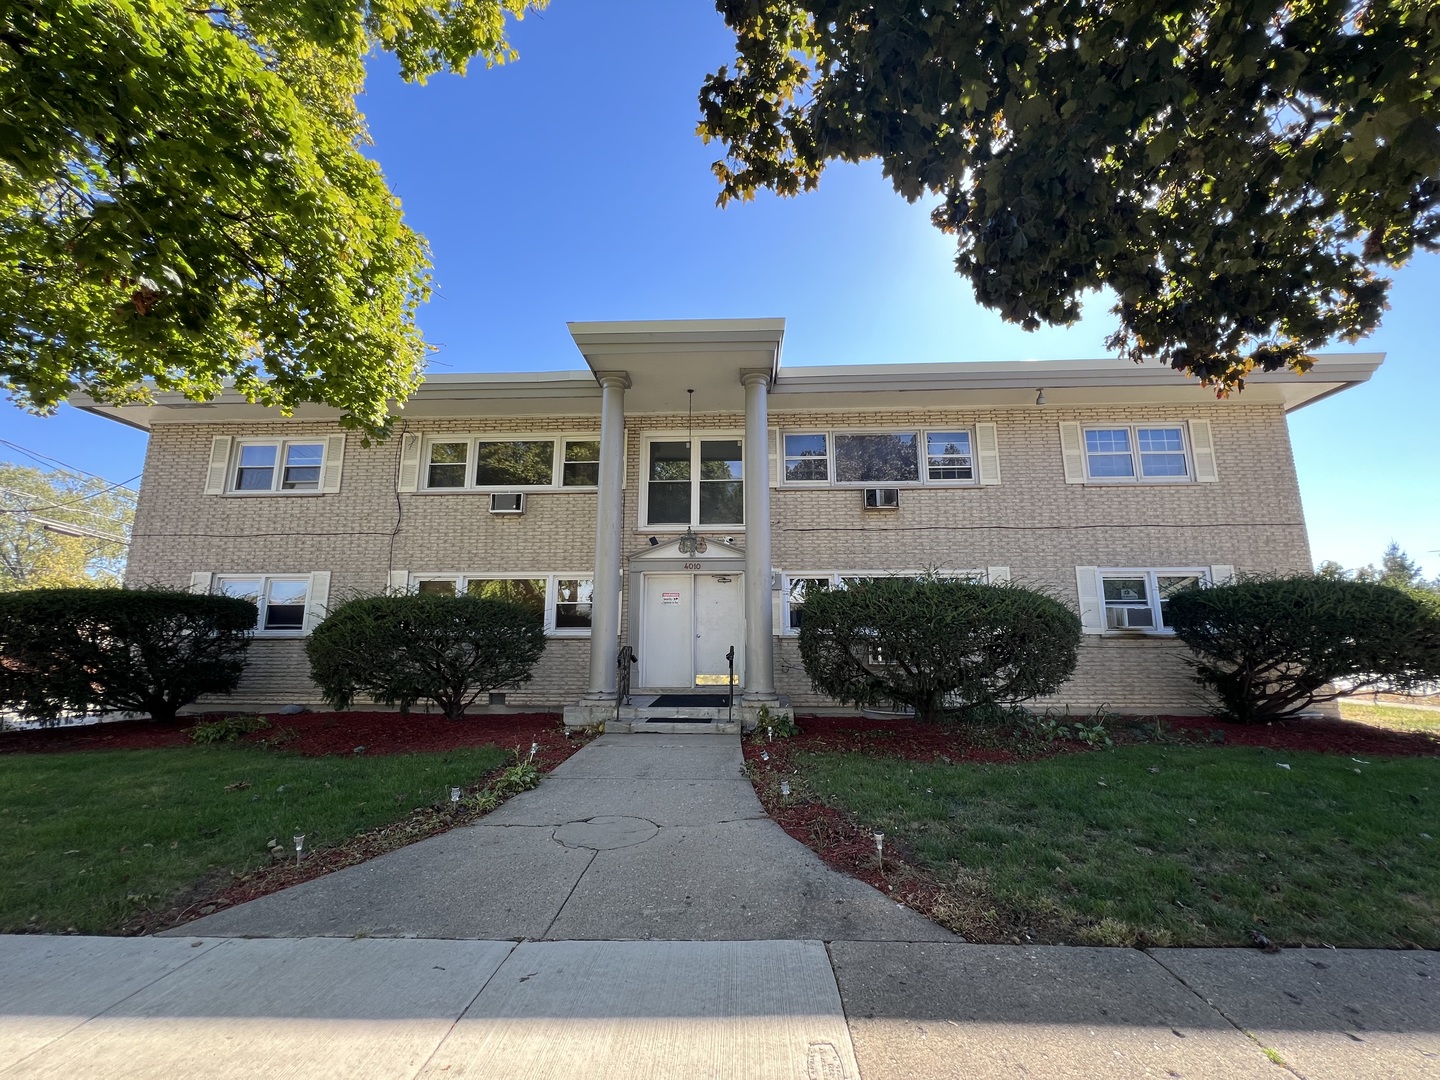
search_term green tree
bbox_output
[1377,540,1425,589]
[0,0,542,439]
[699,1,1439,390]
[0,464,134,590]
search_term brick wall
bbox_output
[126,400,1310,713]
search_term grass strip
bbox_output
[0,743,510,934]
[797,744,1439,947]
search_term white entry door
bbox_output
[695,573,744,686]
[639,573,745,689]
[641,574,693,688]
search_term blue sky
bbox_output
[3,0,1437,575]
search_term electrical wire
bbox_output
[0,439,139,490]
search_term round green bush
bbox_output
[306,592,547,720]
[0,587,256,723]
[1166,575,1440,722]
[797,577,1081,722]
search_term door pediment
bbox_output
[629,535,746,563]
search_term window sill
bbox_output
[1082,480,1196,488]
[412,487,598,496]
[220,491,327,498]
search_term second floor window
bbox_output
[421,437,601,491]
[646,438,744,528]
[1084,426,1190,481]
[234,441,324,492]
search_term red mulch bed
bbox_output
[0,710,577,764]
[1146,714,1440,758]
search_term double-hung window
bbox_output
[780,427,994,487]
[216,575,310,633]
[233,440,324,492]
[418,436,602,491]
[645,438,744,528]
[1083,425,1190,481]
[407,574,594,635]
[1099,569,1205,630]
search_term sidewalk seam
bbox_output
[409,940,520,1080]
[540,847,599,939]
[1144,949,1307,1079]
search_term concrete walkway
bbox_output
[2,734,1436,1077]
[174,733,951,942]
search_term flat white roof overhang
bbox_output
[70,317,1381,429]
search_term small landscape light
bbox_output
[873,831,885,862]
[760,750,770,762]
[529,742,538,762]
[779,780,791,797]
[450,786,462,804]
[766,726,773,742]
[293,833,305,865]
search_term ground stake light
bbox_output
[450,786,462,804]
[293,833,305,866]
[780,781,791,797]
[529,743,538,762]
[874,831,884,864]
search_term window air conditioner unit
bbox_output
[489,492,526,515]
[863,487,900,510]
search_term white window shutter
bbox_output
[1189,419,1219,482]
[771,586,785,636]
[1059,423,1085,484]
[1075,566,1104,633]
[321,434,346,493]
[189,572,213,595]
[397,433,421,492]
[388,570,410,593]
[975,422,1001,485]
[204,436,233,495]
[304,571,331,633]
[986,566,1011,584]
[1209,564,1236,586]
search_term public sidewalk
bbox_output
[1,734,1435,1077]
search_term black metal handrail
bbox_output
[616,644,637,724]
[726,645,735,724]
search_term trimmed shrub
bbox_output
[0,587,256,723]
[1166,576,1440,722]
[306,593,547,721]
[797,577,1081,722]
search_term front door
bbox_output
[639,572,745,689]
[694,573,744,685]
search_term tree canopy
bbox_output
[0,463,135,590]
[0,0,541,439]
[700,1,1440,390]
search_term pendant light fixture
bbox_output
[678,388,699,555]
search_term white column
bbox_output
[741,370,777,702]
[585,372,629,700]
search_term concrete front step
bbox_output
[606,719,741,735]
[564,697,791,733]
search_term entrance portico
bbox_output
[562,319,792,731]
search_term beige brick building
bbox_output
[79,319,1381,725]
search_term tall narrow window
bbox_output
[925,431,973,481]
[647,441,691,525]
[562,440,600,487]
[698,439,743,525]
[233,445,277,490]
[427,442,469,488]
[554,579,594,630]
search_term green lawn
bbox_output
[797,744,1440,948]
[0,744,510,934]
[1339,700,1440,734]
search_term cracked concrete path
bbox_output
[172,733,952,942]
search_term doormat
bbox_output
[646,716,714,724]
[647,694,733,708]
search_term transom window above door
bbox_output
[645,437,744,528]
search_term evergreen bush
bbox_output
[306,593,547,720]
[0,587,256,723]
[796,577,1081,722]
[1166,576,1440,722]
